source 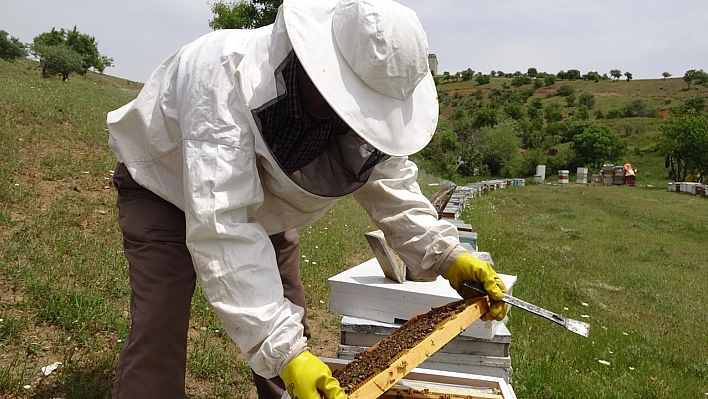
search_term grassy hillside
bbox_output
[1,60,707,398]
[434,74,708,188]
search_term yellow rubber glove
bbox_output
[280,350,347,399]
[443,253,509,321]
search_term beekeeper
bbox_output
[106,0,508,398]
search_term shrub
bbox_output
[0,30,27,61]
[557,84,575,97]
[578,93,596,109]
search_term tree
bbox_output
[672,97,706,116]
[479,120,522,176]
[683,69,698,90]
[583,71,601,82]
[0,30,27,61]
[566,69,581,80]
[34,44,84,81]
[209,0,281,29]
[472,107,499,128]
[624,71,633,82]
[475,74,490,85]
[565,93,576,107]
[544,103,563,123]
[557,84,574,97]
[578,92,596,109]
[572,105,589,121]
[504,103,524,120]
[655,113,708,181]
[460,68,474,81]
[610,69,622,81]
[545,75,555,86]
[527,67,538,78]
[571,123,627,169]
[662,72,672,80]
[32,27,112,75]
[442,71,451,83]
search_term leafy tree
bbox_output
[475,74,490,85]
[624,71,633,82]
[683,69,708,90]
[565,93,575,107]
[544,103,563,123]
[572,105,589,121]
[557,84,574,97]
[472,107,500,129]
[442,71,451,83]
[533,77,544,89]
[544,75,555,86]
[571,123,626,169]
[0,30,27,61]
[530,97,543,110]
[610,69,622,81]
[527,67,538,78]
[671,97,706,116]
[479,120,522,176]
[34,44,84,81]
[583,71,601,82]
[623,99,657,118]
[504,103,524,121]
[566,69,581,80]
[662,72,672,80]
[32,27,112,74]
[460,68,474,81]
[683,69,698,90]
[655,113,708,181]
[556,70,567,80]
[511,75,531,87]
[209,0,281,29]
[578,92,596,109]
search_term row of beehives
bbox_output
[667,182,708,197]
[440,180,525,223]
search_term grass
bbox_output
[466,184,707,398]
[1,58,707,398]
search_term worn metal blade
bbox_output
[460,280,591,337]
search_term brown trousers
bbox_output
[112,163,310,399]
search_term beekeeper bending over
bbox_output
[106,0,508,398]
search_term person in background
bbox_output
[106,0,509,398]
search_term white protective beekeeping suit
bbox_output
[107,0,467,378]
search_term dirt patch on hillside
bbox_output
[595,91,623,97]
[445,87,490,96]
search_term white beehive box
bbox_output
[329,256,517,340]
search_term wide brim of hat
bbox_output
[282,0,439,157]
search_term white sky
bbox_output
[2,0,707,83]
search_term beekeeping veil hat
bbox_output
[282,0,438,156]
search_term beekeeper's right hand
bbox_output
[443,252,508,321]
[280,350,348,399]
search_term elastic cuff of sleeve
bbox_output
[277,337,308,375]
[435,243,468,277]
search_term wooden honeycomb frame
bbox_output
[333,297,489,399]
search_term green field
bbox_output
[1,60,707,398]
